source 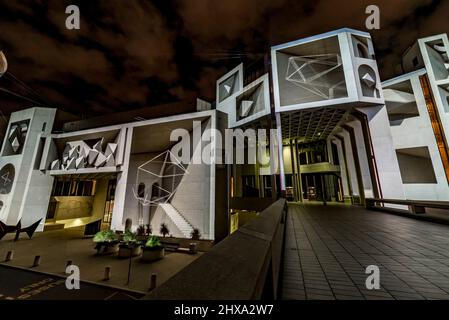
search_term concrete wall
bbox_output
[122,152,162,227]
[53,196,94,220]
[0,108,56,231]
[384,72,449,200]
[357,105,405,200]
[169,120,213,239]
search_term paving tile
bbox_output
[282,204,449,301]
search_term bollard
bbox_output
[149,273,157,291]
[104,266,111,281]
[5,251,13,262]
[189,242,198,254]
[32,255,41,267]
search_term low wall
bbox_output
[53,196,94,220]
[230,197,275,212]
[144,198,287,300]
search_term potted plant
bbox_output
[190,228,201,240]
[141,236,165,262]
[93,230,119,255]
[137,225,146,236]
[145,224,152,235]
[160,223,169,237]
[118,230,142,258]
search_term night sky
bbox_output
[0,0,448,118]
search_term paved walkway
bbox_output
[282,203,449,300]
[0,227,201,293]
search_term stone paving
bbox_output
[0,227,201,293]
[282,203,449,300]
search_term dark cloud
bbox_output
[0,0,448,117]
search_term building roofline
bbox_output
[381,68,427,86]
[271,28,371,51]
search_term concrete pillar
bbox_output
[294,139,303,202]
[275,113,286,195]
[356,105,405,200]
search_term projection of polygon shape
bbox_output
[75,157,85,169]
[93,139,103,152]
[62,155,69,164]
[384,80,419,125]
[105,154,115,167]
[236,82,265,121]
[240,100,254,117]
[0,163,15,195]
[50,159,60,170]
[218,72,239,102]
[66,158,76,170]
[88,149,99,166]
[3,120,29,156]
[275,35,349,107]
[351,35,375,59]
[437,85,449,113]
[62,144,71,157]
[285,54,346,100]
[8,125,18,140]
[79,145,90,159]
[105,143,117,158]
[68,146,79,159]
[19,122,28,132]
[425,41,449,81]
[133,150,188,207]
[396,147,437,184]
[94,152,107,168]
[11,137,20,153]
[358,65,378,98]
[362,73,375,87]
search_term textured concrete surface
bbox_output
[0,227,201,294]
[283,203,449,300]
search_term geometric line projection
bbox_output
[286,54,344,100]
[52,137,118,171]
[133,150,188,207]
[5,120,29,155]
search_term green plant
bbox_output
[191,228,201,240]
[93,230,117,243]
[122,230,137,243]
[145,236,161,248]
[160,223,169,237]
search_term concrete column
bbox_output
[294,139,303,202]
[289,140,298,201]
[275,113,286,195]
[335,135,352,198]
[342,125,365,205]
[356,105,405,200]
[111,126,133,231]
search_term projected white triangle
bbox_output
[240,100,254,117]
[362,73,375,88]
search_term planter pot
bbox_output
[141,247,165,262]
[118,244,142,258]
[95,242,119,255]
